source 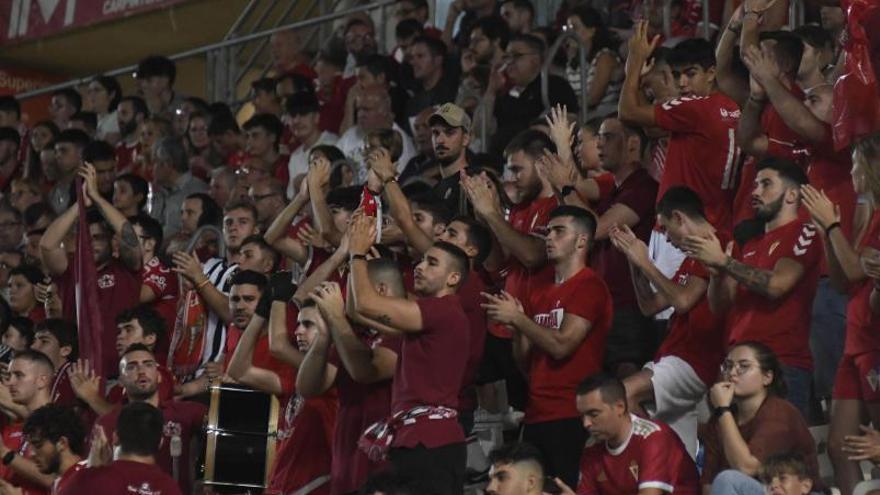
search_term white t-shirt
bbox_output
[285,131,339,197]
[336,122,415,184]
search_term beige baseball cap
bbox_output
[429,103,472,132]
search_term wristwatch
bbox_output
[560,185,576,197]
[2,450,15,466]
[713,405,732,418]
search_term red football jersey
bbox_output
[491,195,558,339]
[728,220,821,369]
[654,93,742,230]
[457,272,489,413]
[57,460,182,495]
[114,141,139,174]
[141,256,179,362]
[523,267,613,424]
[845,209,880,356]
[0,422,47,495]
[655,251,728,387]
[578,415,700,495]
[804,125,858,240]
[53,460,87,495]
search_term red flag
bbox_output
[74,178,104,376]
[833,0,880,150]
[360,185,383,243]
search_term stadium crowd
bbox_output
[0,0,879,494]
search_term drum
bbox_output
[204,383,279,493]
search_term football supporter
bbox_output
[40,164,143,379]
[18,404,86,495]
[112,173,148,217]
[49,130,89,215]
[297,273,400,495]
[227,272,336,495]
[7,264,46,322]
[243,113,289,182]
[0,351,59,493]
[483,205,612,487]
[349,213,470,495]
[135,55,183,119]
[29,321,78,412]
[130,214,178,348]
[406,36,460,119]
[48,89,80,131]
[61,402,182,495]
[485,442,546,495]
[758,453,817,495]
[804,135,880,494]
[115,96,148,174]
[95,345,205,492]
[702,342,820,495]
[566,373,700,495]
[685,158,818,415]
[619,22,741,281]
[425,103,474,215]
[611,186,727,458]
[148,136,209,239]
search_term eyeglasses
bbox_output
[249,192,279,202]
[720,360,758,376]
[502,52,538,63]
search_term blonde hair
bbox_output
[853,133,880,203]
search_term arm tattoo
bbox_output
[723,257,773,296]
[119,222,143,270]
[376,314,392,326]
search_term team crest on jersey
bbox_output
[97,273,116,289]
[598,470,607,482]
[768,241,780,256]
[629,461,639,481]
[676,272,689,285]
[162,421,182,439]
[533,308,564,330]
[126,482,163,494]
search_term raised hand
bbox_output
[741,45,781,86]
[709,381,735,408]
[348,214,377,256]
[545,104,576,164]
[172,251,205,284]
[481,291,525,326]
[366,147,396,183]
[68,358,101,402]
[310,281,346,322]
[536,150,577,193]
[801,185,839,231]
[609,225,650,268]
[626,20,660,78]
[681,233,730,269]
[462,172,502,219]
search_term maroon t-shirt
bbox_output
[457,271,489,413]
[58,460,182,495]
[97,400,206,493]
[328,328,398,495]
[391,295,469,449]
[591,168,658,309]
[59,258,141,378]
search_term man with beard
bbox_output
[95,345,205,493]
[405,36,460,118]
[467,16,509,68]
[114,96,148,174]
[18,405,86,495]
[40,164,143,379]
[483,206,612,487]
[427,104,473,215]
[0,351,58,493]
[684,159,820,416]
[342,18,378,78]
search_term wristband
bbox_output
[350,254,368,262]
[824,221,841,235]
[195,278,211,291]
[713,405,732,418]
[560,185,576,197]
[383,176,397,184]
[2,451,15,466]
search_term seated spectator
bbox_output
[485,442,546,495]
[394,0,442,40]
[7,264,45,321]
[269,29,317,80]
[210,166,238,208]
[247,179,286,232]
[794,25,835,89]
[112,173,148,217]
[87,76,122,146]
[393,19,426,66]
[50,129,90,215]
[500,0,534,35]
[133,115,173,181]
[759,453,818,495]
[129,214,178,353]
[3,317,34,353]
[488,34,578,156]
[49,88,81,130]
[284,92,339,195]
[463,16,509,73]
[572,373,699,495]
[564,6,622,118]
[64,402,183,495]
[702,342,821,495]
[444,0,500,52]
[342,18,379,78]
[135,55,184,119]
[9,177,44,216]
[350,55,410,133]
[0,203,23,254]
[171,96,209,139]
[149,137,209,239]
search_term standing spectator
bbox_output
[243,113,288,182]
[427,104,474,214]
[130,214,178,358]
[315,48,355,135]
[135,56,184,120]
[488,34,578,156]
[209,167,237,209]
[248,178,287,232]
[69,401,185,495]
[87,76,122,145]
[685,160,819,416]
[250,77,283,116]
[499,0,534,35]
[702,343,820,495]
[285,92,339,194]
[613,187,727,458]
[41,164,143,378]
[9,178,44,217]
[483,206,611,487]
[149,137,209,239]
[464,16,509,71]
[25,120,59,183]
[269,29,317,79]
[343,18,379,78]
[49,89,81,131]
[208,112,247,170]
[20,404,87,495]
[395,0,442,38]
[564,6,623,119]
[50,129,90,215]
[112,173,148,217]
[7,264,44,321]
[0,204,24,253]
[349,55,410,134]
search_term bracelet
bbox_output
[2,451,15,466]
[713,405,732,418]
[383,176,397,184]
[743,10,760,18]
[824,221,841,235]
[195,278,211,291]
[350,254,368,262]
[560,185,576,197]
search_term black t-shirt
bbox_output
[406,70,461,119]
[491,74,579,156]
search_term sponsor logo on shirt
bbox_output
[632,416,661,438]
[126,482,164,494]
[533,308,564,330]
[97,273,116,290]
[147,274,167,292]
[719,107,741,120]
[661,95,705,110]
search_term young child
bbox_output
[760,453,816,495]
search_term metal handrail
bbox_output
[225,0,260,44]
[541,31,589,125]
[232,0,303,86]
[14,0,397,101]
[788,0,804,30]
[185,225,226,260]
